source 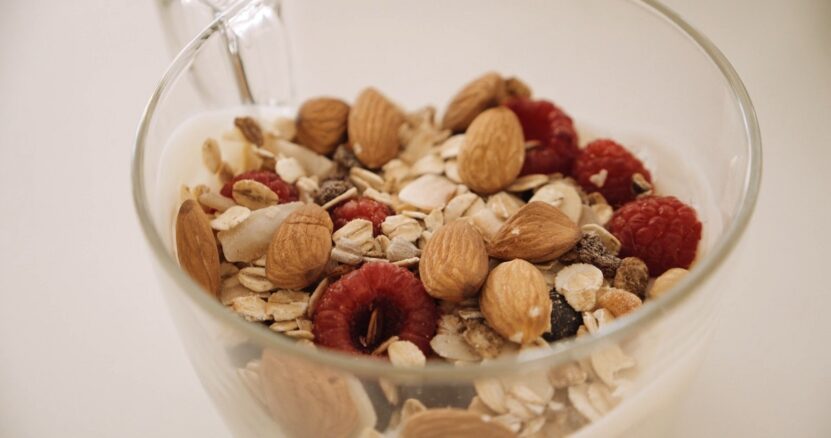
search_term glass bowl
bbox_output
[133,0,761,436]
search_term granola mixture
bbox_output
[174,72,700,436]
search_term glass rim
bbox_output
[132,0,762,381]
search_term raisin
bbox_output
[559,233,621,278]
[543,291,582,342]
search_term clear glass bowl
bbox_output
[133,1,761,436]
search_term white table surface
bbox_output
[1,0,829,436]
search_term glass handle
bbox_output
[156,0,294,106]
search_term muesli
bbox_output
[174,72,700,436]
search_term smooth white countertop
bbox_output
[1,0,829,436]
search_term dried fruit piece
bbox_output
[608,196,702,275]
[295,97,350,155]
[315,179,353,206]
[441,72,505,133]
[480,259,552,344]
[220,170,299,204]
[266,204,333,289]
[175,199,221,296]
[581,223,622,255]
[331,196,393,236]
[457,107,525,194]
[488,202,581,263]
[649,267,689,299]
[613,257,649,298]
[348,88,405,168]
[572,139,652,206]
[314,263,438,355]
[234,116,264,146]
[596,288,642,317]
[543,291,582,342]
[401,408,516,438]
[504,98,579,176]
[559,232,621,278]
[420,221,489,302]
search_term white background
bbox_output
[1,0,829,436]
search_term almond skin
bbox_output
[441,72,505,133]
[480,259,552,344]
[419,221,489,302]
[401,408,516,438]
[348,87,405,168]
[175,199,221,296]
[266,204,333,289]
[295,97,350,155]
[488,201,581,263]
[457,107,525,194]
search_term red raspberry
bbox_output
[313,263,439,355]
[330,196,393,236]
[504,98,579,176]
[608,196,702,276]
[573,139,652,207]
[220,170,299,204]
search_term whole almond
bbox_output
[348,88,405,168]
[457,107,525,194]
[419,221,489,302]
[266,204,333,289]
[260,350,376,438]
[295,97,350,155]
[488,201,581,263]
[401,408,515,438]
[175,199,221,296]
[441,72,505,133]
[480,259,552,344]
